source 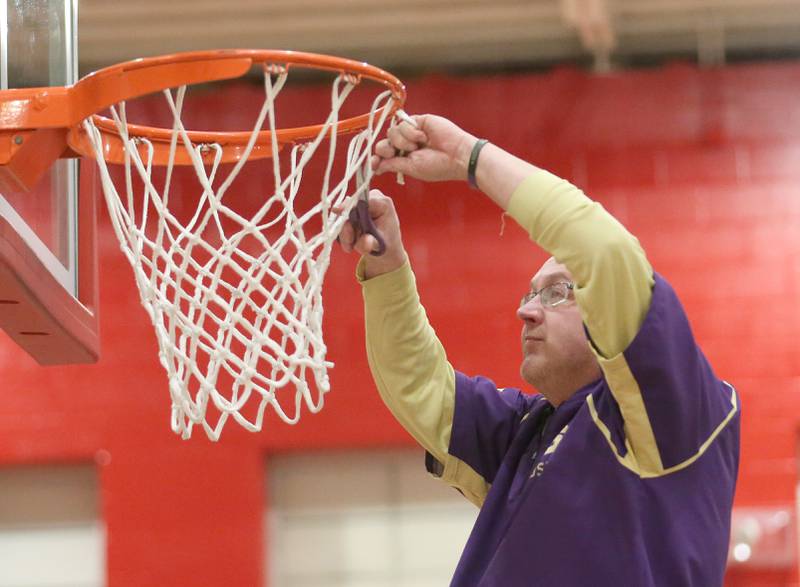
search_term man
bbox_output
[338,114,740,586]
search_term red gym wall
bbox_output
[1,60,799,586]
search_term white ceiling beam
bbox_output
[616,0,800,17]
[80,0,561,24]
[561,0,616,72]
[75,0,800,72]
[615,11,800,35]
[696,17,727,67]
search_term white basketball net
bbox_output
[82,66,399,440]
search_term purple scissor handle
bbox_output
[345,109,417,256]
[348,196,386,256]
[344,111,420,256]
[346,161,386,256]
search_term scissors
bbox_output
[346,111,418,257]
[347,158,386,256]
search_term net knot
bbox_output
[341,72,361,86]
[264,63,287,76]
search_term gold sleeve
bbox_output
[358,258,455,464]
[506,170,654,359]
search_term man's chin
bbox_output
[520,356,544,387]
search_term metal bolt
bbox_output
[13,135,23,145]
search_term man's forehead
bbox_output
[531,258,573,288]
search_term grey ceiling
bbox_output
[78,0,800,74]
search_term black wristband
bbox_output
[467,139,489,190]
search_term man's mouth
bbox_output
[523,335,544,352]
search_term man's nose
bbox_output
[517,299,544,323]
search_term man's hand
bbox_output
[374,113,536,211]
[371,114,478,183]
[338,190,408,279]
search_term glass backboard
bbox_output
[0,0,98,364]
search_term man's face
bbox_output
[517,257,599,394]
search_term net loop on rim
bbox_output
[82,54,402,440]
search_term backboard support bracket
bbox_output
[0,128,72,193]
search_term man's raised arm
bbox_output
[373,114,654,358]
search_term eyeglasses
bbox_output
[520,282,574,309]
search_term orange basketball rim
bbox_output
[0,49,406,193]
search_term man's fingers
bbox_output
[374,119,426,171]
[335,191,392,255]
[397,121,427,146]
[337,221,355,252]
[387,126,421,153]
[354,234,378,257]
[375,139,396,159]
[368,188,388,205]
[375,156,414,177]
